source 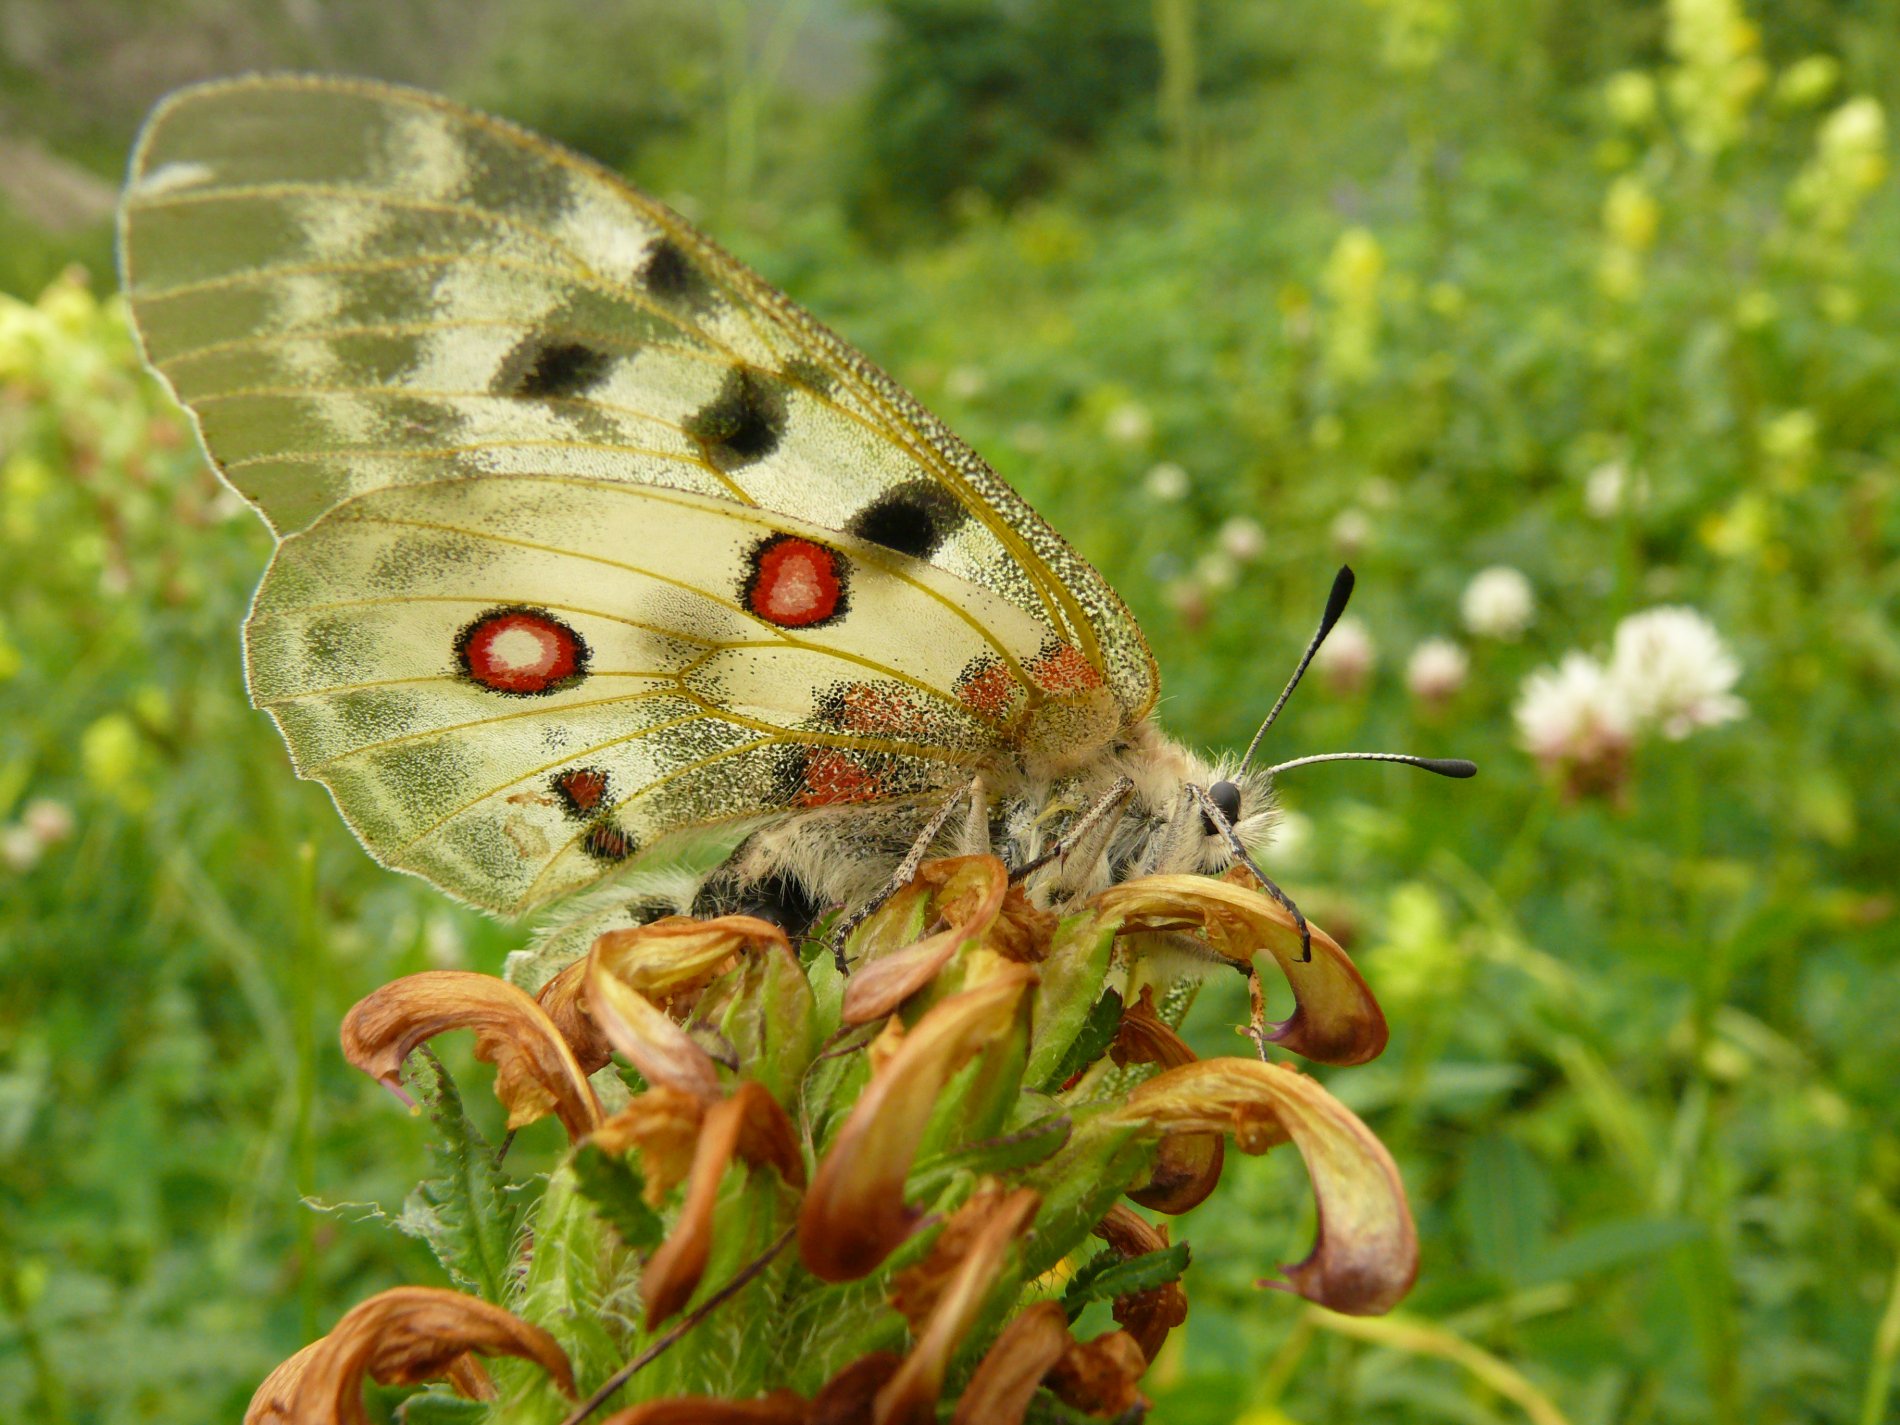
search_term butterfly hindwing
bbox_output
[248,475,1076,913]
[120,75,1161,911]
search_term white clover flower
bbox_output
[1608,606,1745,739]
[1143,461,1190,502]
[1514,652,1637,794]
[1315,616,1376,694]
[1217,516,1266,563]
[21,799,74,845]
[1405,638,1469,704]
[1331,508,1372,555]
[1,824,39,874]
[1462,566,1535,640]
[1585,460,1649,519]
[1193,550,1239,592]
[944,364,987,400]
[424,911,467,968]
[1105,401,1154,446]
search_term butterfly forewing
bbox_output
[121,75,1159,911]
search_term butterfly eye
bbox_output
[1203,779,1243,834]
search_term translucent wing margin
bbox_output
[119,74,1157,719]
[248,476,1067,914]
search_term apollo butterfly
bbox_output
[119,76,1471,963]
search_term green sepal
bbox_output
[396,1390,491,1424]
[1059,1242,1190,1320]
[394,1047,518,1303]
[1038,989,1123,1093]
[569,1142,664,1250]
[1025,910,1117,1086]
[910,1106,1072,1201]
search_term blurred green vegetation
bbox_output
[2,1,1898,1422]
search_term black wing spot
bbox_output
[498,336,614,400]
[687,367,787,469]
[846,481,967,560]
[640,237,715,310]
[581,821,638,864]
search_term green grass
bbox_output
[2,3,1897,1421]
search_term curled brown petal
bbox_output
[596,914,790,1001]
[842,857,1010,1025]
[1092,1206,1188,1363]
[800,966,1038,1283]
[588,953,722,1101]
[950,1299,1071,1425]
[1110,1058,1418,1314]
[888,1186,1038,1333]
[589,1088,706,1203]
[642,1082,804,1327]
[809,1352,903,1425]
[598,1392,805,1425]
[1045,1329,1147,1417]
[872,1188,1042,1425]
[1112,988,1223,1215]
[244,1286,574,1425]
[1087,873,1388,1065]
[339,971,601,1141]
[536,958,612,1075]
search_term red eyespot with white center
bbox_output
[455,607,589,695]
[743,535,848,629]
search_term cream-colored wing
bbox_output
[119,74,1157,720]
[249,473,1085,914]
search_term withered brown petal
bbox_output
[873,1188,1042,1425]
[1112,988,1224,1215]
[588,953,723,1102]
[597,1392,806,1425]
[642,1082,803,1327]
[950,1299,1071,1425]
[841,857,1010,1025]
[589,1088,706,1202]
[800,967,1038,1283]
[808,1352,903,1425]
[339,971,602,1141]
[1111,1058,1418,1314]
[598,1391,806,1425]
[1087,874,1389,1065]
[1092,1207,1188,1363]
[888,1186,1035,1332]
[536,958,613,1075]
[244,1286,575,1425]
[595,914,790,999]
[1045,1329,1148,1417]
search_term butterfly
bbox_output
[120,75,1472,963]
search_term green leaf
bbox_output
[909,1108,1072,1199]
[393,1048,518,1303]
[569,1142,664,1250]
[1060,1241,1190,1319]
[1522,1215,1706,1285]
[1455,1133,1553,1284]
[1038,989,1123,1093]
[1026,914,1117,1087]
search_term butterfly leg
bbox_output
[828,778,977,974]
[1008,776,1137,894]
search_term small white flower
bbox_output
[1405,638,1469,704]
[1514,652,1636,769]
[1105,401,1154,446]
[423,912,467,968]
[1608,606,1746,739]
[1314,616,1376,693]
[1462,566,1535,640]
[944,364,987,400]
[1193,551,1239,592]
[1331,508,1373,555]
[1143,462,1189,502]
[1,824,39,873]
[1217,516,1266,563]
[21,799,74,845]
[1584,460,1649,519]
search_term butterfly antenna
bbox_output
[1240,564,1356,770]
[1190,783,1313,963]
[1267,752,1478,779]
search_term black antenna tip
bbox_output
[1419,758,1478,779]
[1322,566,1356,630]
